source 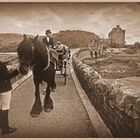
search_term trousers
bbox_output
[0,91,11,110]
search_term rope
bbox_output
[43,46,50,72]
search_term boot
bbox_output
[1,110,17,135]
[0,109,2,129]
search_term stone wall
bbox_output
[72,49,140,137]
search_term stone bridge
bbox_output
[72,48,140,137]
[0,50,111,138]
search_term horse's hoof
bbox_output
[43,108,52,113]
[31,113,40,118]
[43,103,53,113]
[51,89,55,92]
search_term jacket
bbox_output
[0,62,19,93]
[43,37,54,49]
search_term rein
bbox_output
[43,46,50,72]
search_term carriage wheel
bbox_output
[59,61,63,75]
[61,67,63,75]
[64,61,67,85]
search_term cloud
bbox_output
[0,3,139,44]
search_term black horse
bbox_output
[17,34,56,117]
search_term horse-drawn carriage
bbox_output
[55,46,71,85]
[17,35,71,117]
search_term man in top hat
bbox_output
[43,29,54,49]
[42,29,58,92]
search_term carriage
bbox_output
[55,46,70,85]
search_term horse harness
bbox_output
[31,42,50,72]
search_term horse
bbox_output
[17,34,56,117]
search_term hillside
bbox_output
[0,33,23,52]
[0,33,34,52]
[53,30,100,48]
[0,30,100,52]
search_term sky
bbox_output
[0,2,140,44]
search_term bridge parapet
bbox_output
[72,49,140,137]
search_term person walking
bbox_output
[0,61,19,135]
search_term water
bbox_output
[0,52,17,55]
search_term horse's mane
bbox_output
[18,38,32,59]
[35,39,48,62]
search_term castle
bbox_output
[88,25,126,58]
[108,25,125,47]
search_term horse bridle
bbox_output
[31,42,50,72]
[31,42,36,62]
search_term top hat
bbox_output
[45,29,52,34]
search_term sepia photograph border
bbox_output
[0,0,140,140]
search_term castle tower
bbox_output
[108,25,125,47]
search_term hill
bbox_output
[0,30,100,52]
[0,33,34,52]
[53,30,100,48]
[0,33,23,52]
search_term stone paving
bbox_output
[0,66,97,138]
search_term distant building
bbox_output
[99,38,110,49]
[88,25,126,58]
[88,38,109,58]
[108,25,125,47]
[88,38,100,49]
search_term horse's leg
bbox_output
[43,83,53,112]
[50,63,56,91]
[30,80,42,117]
[51,73,56,91]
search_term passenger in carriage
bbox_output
[55,41,61,50]
[62,46,66,55]
[0,61,19,135]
